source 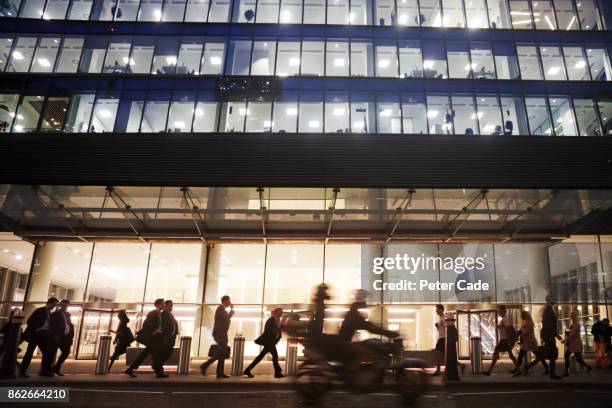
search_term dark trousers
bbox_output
[109,343,128,370]
[20,331,54,375]
[201,343,228,376]
[517,349,549,372]
[245,344,282,375]
[52,340,72,371]
[564,351,590,373]
[129,341,165,374]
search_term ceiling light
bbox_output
[238,108,249,115]
[289,57,300,66]
[154,9,162,21]
[37,58,51,67]
[194,108,203,117]
[15,254,23,260]
[423,60,434,69]
[14,125,23,131]
[99,110,112,118]
[547,66,561,75]
[574,60,586,69]
[286,107,298,116]
[333,58,345,67]
[210,56,222,65]
[166,56,177,65]
[308,120,320,128]
[353,121,364,128]
[12,51,24,60]
[380,109,392,117]
[427,110,439,119]
[378,59,390,68]
[174,121,185,129]
[333,108,345,116]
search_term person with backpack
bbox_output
[108,310,134,371]
[482,305,519,375]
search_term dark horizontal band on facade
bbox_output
[1,133,612,189]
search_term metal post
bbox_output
[285,337,298,376]
[444,313,460,381]
[0,308,24,380]
[470,337,482,374]
[231,335,245,376]
[178,336,192,375]
[95,335,112,375]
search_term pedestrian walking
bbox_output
[512,310,540,376]
[124,298,169,378]
[20,297,58,377]
[200,295,234,378]
[591,318,608,368]
[244,307,285,378]
[49,299,74,376]
[161,300,179,365]
[521,296,562,379]
[108,310,134,371]
[432,304,465,376]
[482,305,519,375]
[563,310,592,376]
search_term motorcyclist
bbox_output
[339,289,399,342]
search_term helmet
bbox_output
[353,289,368,303]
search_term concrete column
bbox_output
[204,244,222,304]
[27,242,55,303]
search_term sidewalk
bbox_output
[2,359,610,389]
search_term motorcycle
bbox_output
[294,336,429,405]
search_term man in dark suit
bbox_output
[244,307,284,378]
[20,297,59,377]
[49,299,74,376]
[160,300,179,364]
[124,298,169,378]
[200,295,234,378]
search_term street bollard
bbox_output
[0,308,24,380]
[444,313,460,381]
[95,335,112,375]
[470,337,482,374]
[285,337,298,377]
[178,336,192,375]
[231,335,245,376]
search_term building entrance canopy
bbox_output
[1,185,612,243]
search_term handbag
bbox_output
[208,344,231,359]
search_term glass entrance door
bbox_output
[457,309,498,359]
[76,309,113,359]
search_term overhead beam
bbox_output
[325,188,340,245]
[385,189,416,244]
[106,186,147,243]
[181,187,207,243]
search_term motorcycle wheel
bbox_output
[396,367,429,405]
[295,364,331,405]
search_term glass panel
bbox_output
[207,0,231,21]
[427,95,451,134]
[0,94,20,133]
[554,0,578,30]
[328,0,349,24]
[470,42,495,79]
[225,39,251,75]
[442,0,465,28]
[90,95,119,132]
[19,0,45,18]
[301,40,324,76]
[152,37,180,75]
[573,98,602,136]
[396,0,418,26]
[563,46,588,81]
[162,0,187,21]
[420,0,442,27]
[201,39,225,75]
[350,0,372,25]
[64,93,95,133]
[279,0,302,23]
[145,244,203,303]
[6,37,36,72]
[384,244,439,303]
[87,243,149,302]
[500,96,529,135]
[193,94,218,132]
[466,0,487,28]
[495,243,549,302]
[103,37,131,74]
[177,38,203,75]
[232,0,256,22]
[129,37,155,74]
[263,244,323,304]
[298,93,323,133]
[447,42,471,79]
[525,96,552,135]
[402,94,427,134]
[55,37,83,73]
[586,46,611,81]
[244,101,272,132]
[549,242,603,303]
[375,0,394,26]
[532,0,557,30]
[0,38,13,72]
[303,0,325,24]
[509,0,533,29]
[276,40,300,77]
[272,99,298,133]
[422,40,446,79]
[13,95,43,132]
[185,0,209,21]
[399,40,422,78]
[220,101,247,132]
[43,0,70,19]
[476,95,503,135]
[576,0,600,30]
[540,45,567,80]
[31,37,60,73]
[451,95,477,135]
[40,97,69,132]
[487,0,511,28]
[376,98,401,134]
[167,94,195,132]
[125,98,144,133]
[439,244,496,303]
[115,0,141,20]
[68,0,93,19]
[598,99,612,135]
[137,0,164,21]
[79,37,107,73]
[250,40,275,76]
[517,44,542,80]
[0,0,22,17]
[549,97,577,136]
[350,40,373,77]
[324,93,349,133]
[494,43,520,80]
[375,41,398,77]
[351,93,375,133]
[326,40,349,76]
[142,95,170,133]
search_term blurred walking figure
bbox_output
[563,310,592,376]
[512,310,540,376]
[244,307,284,378]
[124,298,169,378]
[482,305,519,375]
[49,299,74,376]
[161,300,179,364]
[108,310,134,371]
[20,297,59,377]
[433,304,465,376]
[591,318,610,368]
[201,295,234,378]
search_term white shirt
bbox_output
[498,316,509,340]
[437,314,446,339]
